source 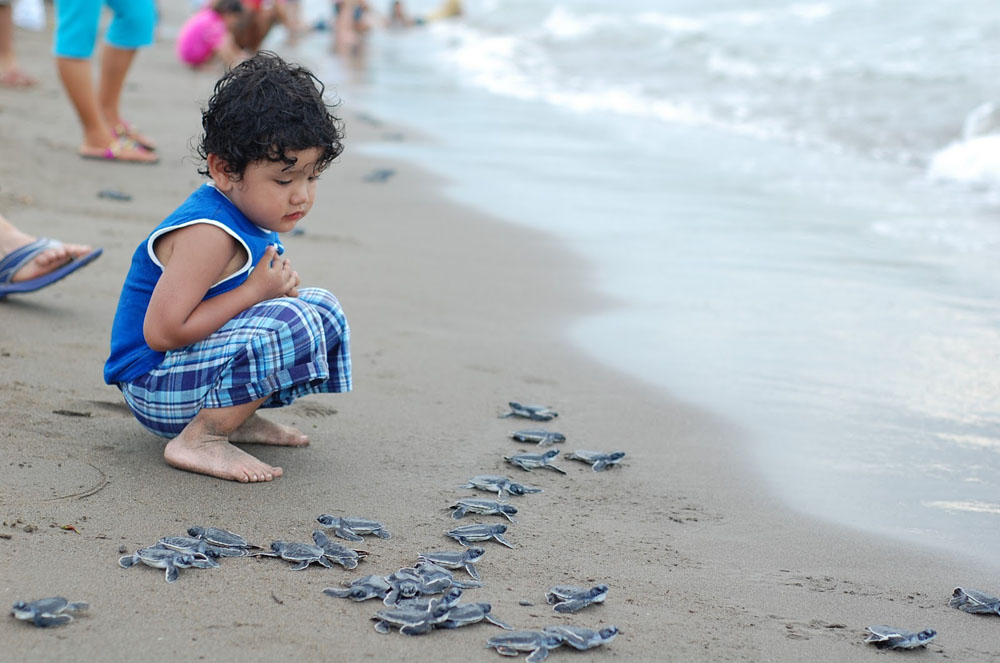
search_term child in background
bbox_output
[176,0,248,68]
[104,52,352,483]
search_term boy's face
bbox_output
[209,148,323,233]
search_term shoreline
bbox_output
[2,10,999,663]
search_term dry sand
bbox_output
[2,10,999,663]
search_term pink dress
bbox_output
[176,8,227,66]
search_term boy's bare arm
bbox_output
[143,225,297,351]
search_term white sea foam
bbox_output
[923,501,1000,516]
[927,135,1000,188]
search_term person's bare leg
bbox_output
[57,55,156,161]
[0,5,35,86]
[57,57,113,149]
[97,43,155,149]
[230,412,310,446]
[163,399,285,483]
[0,214,94,281]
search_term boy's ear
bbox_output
[207,154,235,191]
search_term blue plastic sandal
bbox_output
[0,238,103,298]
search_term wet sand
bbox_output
[2,10,999,663]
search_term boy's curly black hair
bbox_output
[197,51,343,180]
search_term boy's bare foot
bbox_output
[229,413,310,446]
[164,434,283,483]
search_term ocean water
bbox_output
[288,0,1000,565]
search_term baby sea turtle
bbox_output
[501,402,559,421]
[462,475,543,497]
[543,625,619,650]
[864,625,937,649]
[447,523,514,548]
[950,587,1000,615]
[504,449,567,474]
[119,546,211,583]
[11,597,89,628]
[485,630,565,662]
[186,526,260,552]
[566,450,626,471]
[418,547,485,581]
[451,498,518,523]
[372,588,463,635]
[158,536,240,560]
[323,575,391,602]
[437,602,512,630]
[311,529,368,569]
[415,560,483,590]
[384,567,430,605]
[316,515,391,542]
[510,430,566,446]
[260,541,333,570]
[545,585,609,613]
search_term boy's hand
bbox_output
[246,246,299,301]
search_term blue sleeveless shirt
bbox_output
[104,183,284,384]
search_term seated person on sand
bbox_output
[176,0,250,69]
[103,52,352,483]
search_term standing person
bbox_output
[233,0,295,52]
[0,213,102,297]
[53,0,159,163]
[104,52,352,483]
[0,0,36,86]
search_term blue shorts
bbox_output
[53,0,156,58]
[118,288,352,438]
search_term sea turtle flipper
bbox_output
[436,620,459,629]
[317,556,334,569]
[484,614,513,630]
[495,646,520,656]
[33,613,72,628]
[290,560,310,571]
[546,464,567,474]
[374,529,391,539]
[493,534,515,549]
[165,564,179,583]
[554,599,586,613]
[592,460,609,472]
[336,528,364,542]
[464,563,481,581]
[373,620,391,634]
[118,554,137,568]
[65,602,89,613]
[341,557,359,570]
[323,587,353,598]
[526,646,551,663]
[400,623,432,635]
[452,507,467,520]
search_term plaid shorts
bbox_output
[120,287,351,438]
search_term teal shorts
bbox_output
[53,0,156,58]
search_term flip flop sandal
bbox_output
[112,120,157,152]
[0,68,37,88]
[79,136,158,164]
[0,238,103,298]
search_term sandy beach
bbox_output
[2,8,1000,663]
